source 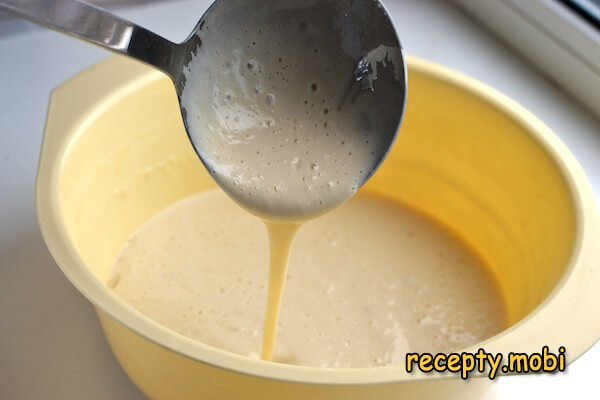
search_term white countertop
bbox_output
[1,0,599,398]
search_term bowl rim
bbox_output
[36,54,597,385]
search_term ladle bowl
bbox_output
[1,0,406,218]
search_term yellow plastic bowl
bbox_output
[37,56,600,399]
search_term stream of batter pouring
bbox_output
[260,222,300,360]
[178,13,406,361]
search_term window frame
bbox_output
[456,0,600,118]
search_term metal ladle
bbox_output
[0,0,406,218]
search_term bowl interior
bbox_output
[54,57,576,348]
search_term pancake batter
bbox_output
[109,189,506,367]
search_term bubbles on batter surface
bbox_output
[180,17,390,218]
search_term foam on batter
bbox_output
[109,190,506,368]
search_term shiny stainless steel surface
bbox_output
[0,0,180,75]
[0,0,406,212]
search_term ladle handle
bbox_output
[0,0,177,77]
